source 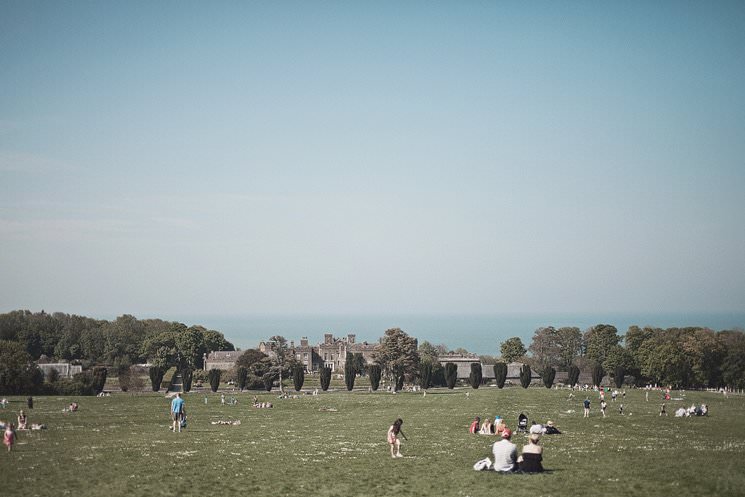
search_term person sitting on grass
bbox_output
[544,420,561,434]
[17,410,27,430]
[480,417,493,435]
[492,428,517,472]
[469,417,480,434]
[494,416,505,434]
[518,433,544,473]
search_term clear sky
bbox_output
[1,1,744,319]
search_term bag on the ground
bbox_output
[473,457,492,471]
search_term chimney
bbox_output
[325,333,333,344]
[301,337,308,347]
[348,333,356,344]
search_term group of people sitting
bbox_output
[675,403,708,417]
[470,416,561,436]
[473,428,545,473]
[469,415,508,435]
[471,415,563,473]
[63,402,79,413]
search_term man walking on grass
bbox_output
[171,393,185,433]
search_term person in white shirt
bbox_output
[492,428,517,472]
[529,421,544,435]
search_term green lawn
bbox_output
[2,387,744,497]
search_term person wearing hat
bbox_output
[544,420,561,435]
[518,433,544,473]
[491,428,517,472]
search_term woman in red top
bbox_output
[469,417,480,434]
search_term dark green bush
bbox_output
[368,365,381,391]
[292,365,305,391]
[149,366,164,392]
[445,363,458,389]
[469,363,482,389]
[91,367,107,394]
[262,372,275,391]
[614,366,626,388]
[541,367,556,389]
[493,362,507,389]
[236,367,248,391]
[419,362,432,389]
[208,368,221,392]
[320,367,332,391]
[567,365,580,387]
[181,366,193,392]
[592,363,604,388]
[519,364,532,388]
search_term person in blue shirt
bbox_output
[583,398,591,418]
[171,393,185,433]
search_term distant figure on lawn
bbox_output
[27,397,33,409]
[491,428,517,472]
[583,398,591,418]
[17,410,27,430]
[3,423,15,452]
[171,393,185,433]
[660,403,667,416]
[600,400,607,417]
[518,433,544,473]
[387,418,407,458]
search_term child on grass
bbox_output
[4,423,15,452]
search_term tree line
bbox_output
[496,324,745,390]
[2,310,744,394]
[0,310,234,395]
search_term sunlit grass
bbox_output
[1,387,743,497]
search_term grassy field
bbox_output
[2,386,744,497]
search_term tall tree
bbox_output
[469,363,482,389]
[500,337,526,363]
[374,328,420,383]
[292,364,305,391]
[0,340,44,394]
[719,331,745,389]
[368,364,382,391]
[519,364,532,388]
[208,368,221,392]
[344,353,356,391]
[591,363,604,388]
[529,327,559,371]
[268,335,290,393]
[236,367,248,391]
[493,362,507,389]
[567,365,581,387]
[584,324,620,366]
[419,361,433,389]
[541,367,556,389]
[555,327,583,369]
[91,367,107,394]
[445,362,458,389]
[319,366,332,391]
[181,366,193,392]
[613,366,625,388]
[149,366,164,392]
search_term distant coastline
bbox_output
[167,311,745,355]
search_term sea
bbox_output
[172,312,745,355]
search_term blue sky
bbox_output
[1,1,744,318]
